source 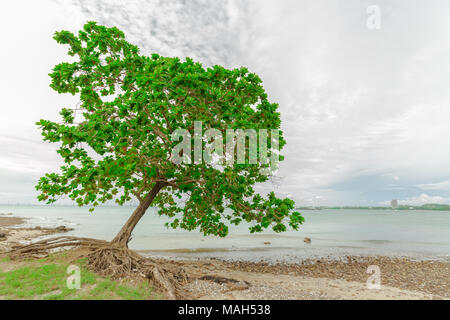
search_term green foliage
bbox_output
[36,21,304,236]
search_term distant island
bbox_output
[296,203,450,211]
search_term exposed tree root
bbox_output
[87,245,188,299]
[8,236,107,259]
[7,236,189,299]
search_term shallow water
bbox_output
[1,205,449,262]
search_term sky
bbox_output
[1,0,450,206]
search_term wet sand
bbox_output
[0,215,26,227]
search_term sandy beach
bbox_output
[0,216,448,300]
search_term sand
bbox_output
[185,271,436,300]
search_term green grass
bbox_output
[0,258,159,300]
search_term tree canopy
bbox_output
[36,21,304,239]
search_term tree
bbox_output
[36,21,304,248]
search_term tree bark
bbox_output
[111,182,167,248]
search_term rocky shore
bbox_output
[0,215,73,252]
[175,256,449,300]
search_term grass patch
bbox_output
[0,256,159,300]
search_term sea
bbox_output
[1,205,449,263]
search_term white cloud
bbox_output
[58,0,248,67]
[2,0,450,205]
[416,180,450,191]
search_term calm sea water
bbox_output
[1,205,449,262]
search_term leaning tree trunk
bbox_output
[8,181,188,299]
[111,182,166,248]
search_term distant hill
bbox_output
[296,203,450,211]
[415,203,450,211]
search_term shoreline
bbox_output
[1,216,448,300]
[2,206,448,263]
[0,216,73,253]
[139,248,450,264]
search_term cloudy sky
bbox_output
[1,0,450,206]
